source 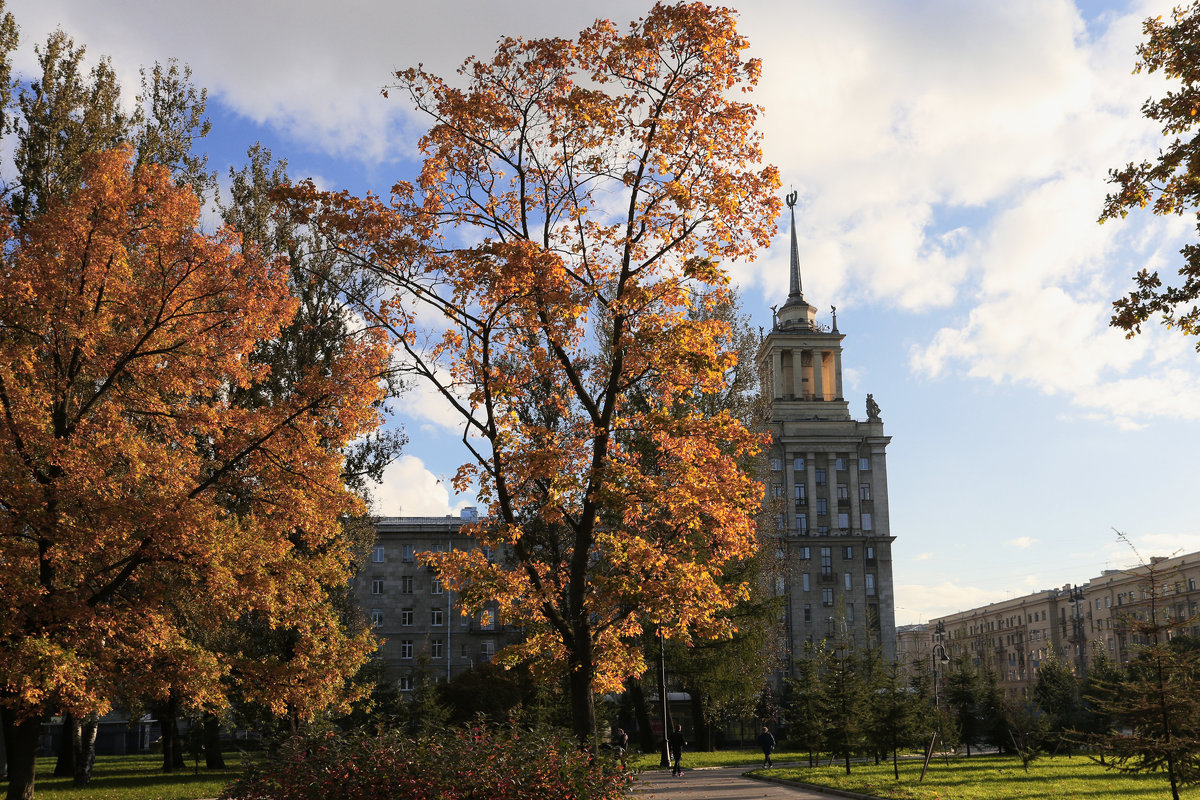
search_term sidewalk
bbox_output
[634,765,874,799]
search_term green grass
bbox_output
[630,747,808,769]
[0,754,244,800]
[757,754,1181,800]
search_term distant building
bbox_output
[758,193,898,664]
[353,509,520,692]
[917,550,1200,698]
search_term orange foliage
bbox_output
[0,148,388,724]
[287,3,779,738]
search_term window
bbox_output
[431,639,444,659]
[1191,578,1197,591]
[400,575,414,594]
[859,457,870,472]
[770,483,784,499]
[431,543,446,553]
[398,676,413,692]
[844,572,852,590]
[431,608,444,626]
[822,589,833,607]
[775,577,786,595]
[401,544,415,564]
[861,513,873,531]
[816,498,828,515]
[859,483,871,501]
[793,457,805,471]
[798,514,808,534]
[837,513,849,530]
[481,640,495,662]
[370,609,383,628]
[372,545,385,563]
[795,484,807,503]
[847,603,855,623]
[817,526,829,536]
[371,578,384,595]
[842,546,854,559]
[866,574,876,596]
[835,457,847,471]
[461,643,470,658]
[400,640,413,659]
[804,604,812,622]
[815,468,826,486]
[431,577,443,595]
[770,457,782,471]
[837,483,848,500]
[865,546,875,561]
[796,546,811,560]
[801,573,810,591]
[482,546,494,563]
[400,608,414,626]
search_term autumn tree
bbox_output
[291,2,778,745]
[0,149,389,800]
[1103,1,1200,346]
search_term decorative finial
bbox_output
[770,304,778,329]
[831,305,838,333]
[786,192,802,301]
[786,191,797,209]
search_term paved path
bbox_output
[634,765,858,799]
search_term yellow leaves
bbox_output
[0,147,390,723]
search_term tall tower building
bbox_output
[757,193,897,663]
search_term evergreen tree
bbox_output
[944,655,982,756]
[868,659,930,778]
[785,644,830,767]
[1083,548,1200,800]
[1033,654,1079,755]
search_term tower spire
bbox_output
[786,191,803,301]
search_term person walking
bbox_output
[757,726,776,768]
[668,724,686,776]
[613,727,629,768]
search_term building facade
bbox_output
[759,194,898,664]
[912,551,1200,699]
[352,510,520,691]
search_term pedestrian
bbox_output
[669,723,686,776]
[757,726,776,768]
[613,727,629,767]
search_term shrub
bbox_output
[221,723,633,800]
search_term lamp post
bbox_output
[1066,584,1087,679]
[921,620,950,782]
[657,627,671,768]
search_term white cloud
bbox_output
[369,455,459,517]
[1008,536,1038,550]
[895,580,1012,626]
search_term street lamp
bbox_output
[931,620,949,712]
[657,627,671,768]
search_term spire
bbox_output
[786,191,803,302]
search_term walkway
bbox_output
[634,765,868,800]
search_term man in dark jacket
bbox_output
[669,724,686,776]
[757,726,776,768]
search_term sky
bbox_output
[7,0,1199,627]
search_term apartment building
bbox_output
[758,194,898,663]
[919,550,1200,698]
[352,510,519,691]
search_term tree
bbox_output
[868,659,930,779]
[1032,654,1079,755]
[1082,546,1200,800]
[291,2,779,746]
[0,149,389,800]
[784,645,830,767]
[1102,1,1200,347]
[944,655,982,756]
[822,637,870,775]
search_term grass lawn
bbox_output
[0,754,244,800]
[758,754,1179,800]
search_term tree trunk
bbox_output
[73,713,98,787]
[203,713,225,770]
[627,680,656,754]
[1,706,41,800]
[155,698,185,772]
[568,653,597,751]
[54,711,77,777]
[687,690,712,751]
[0,709,7,780]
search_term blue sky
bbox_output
[8,0,1198,625]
